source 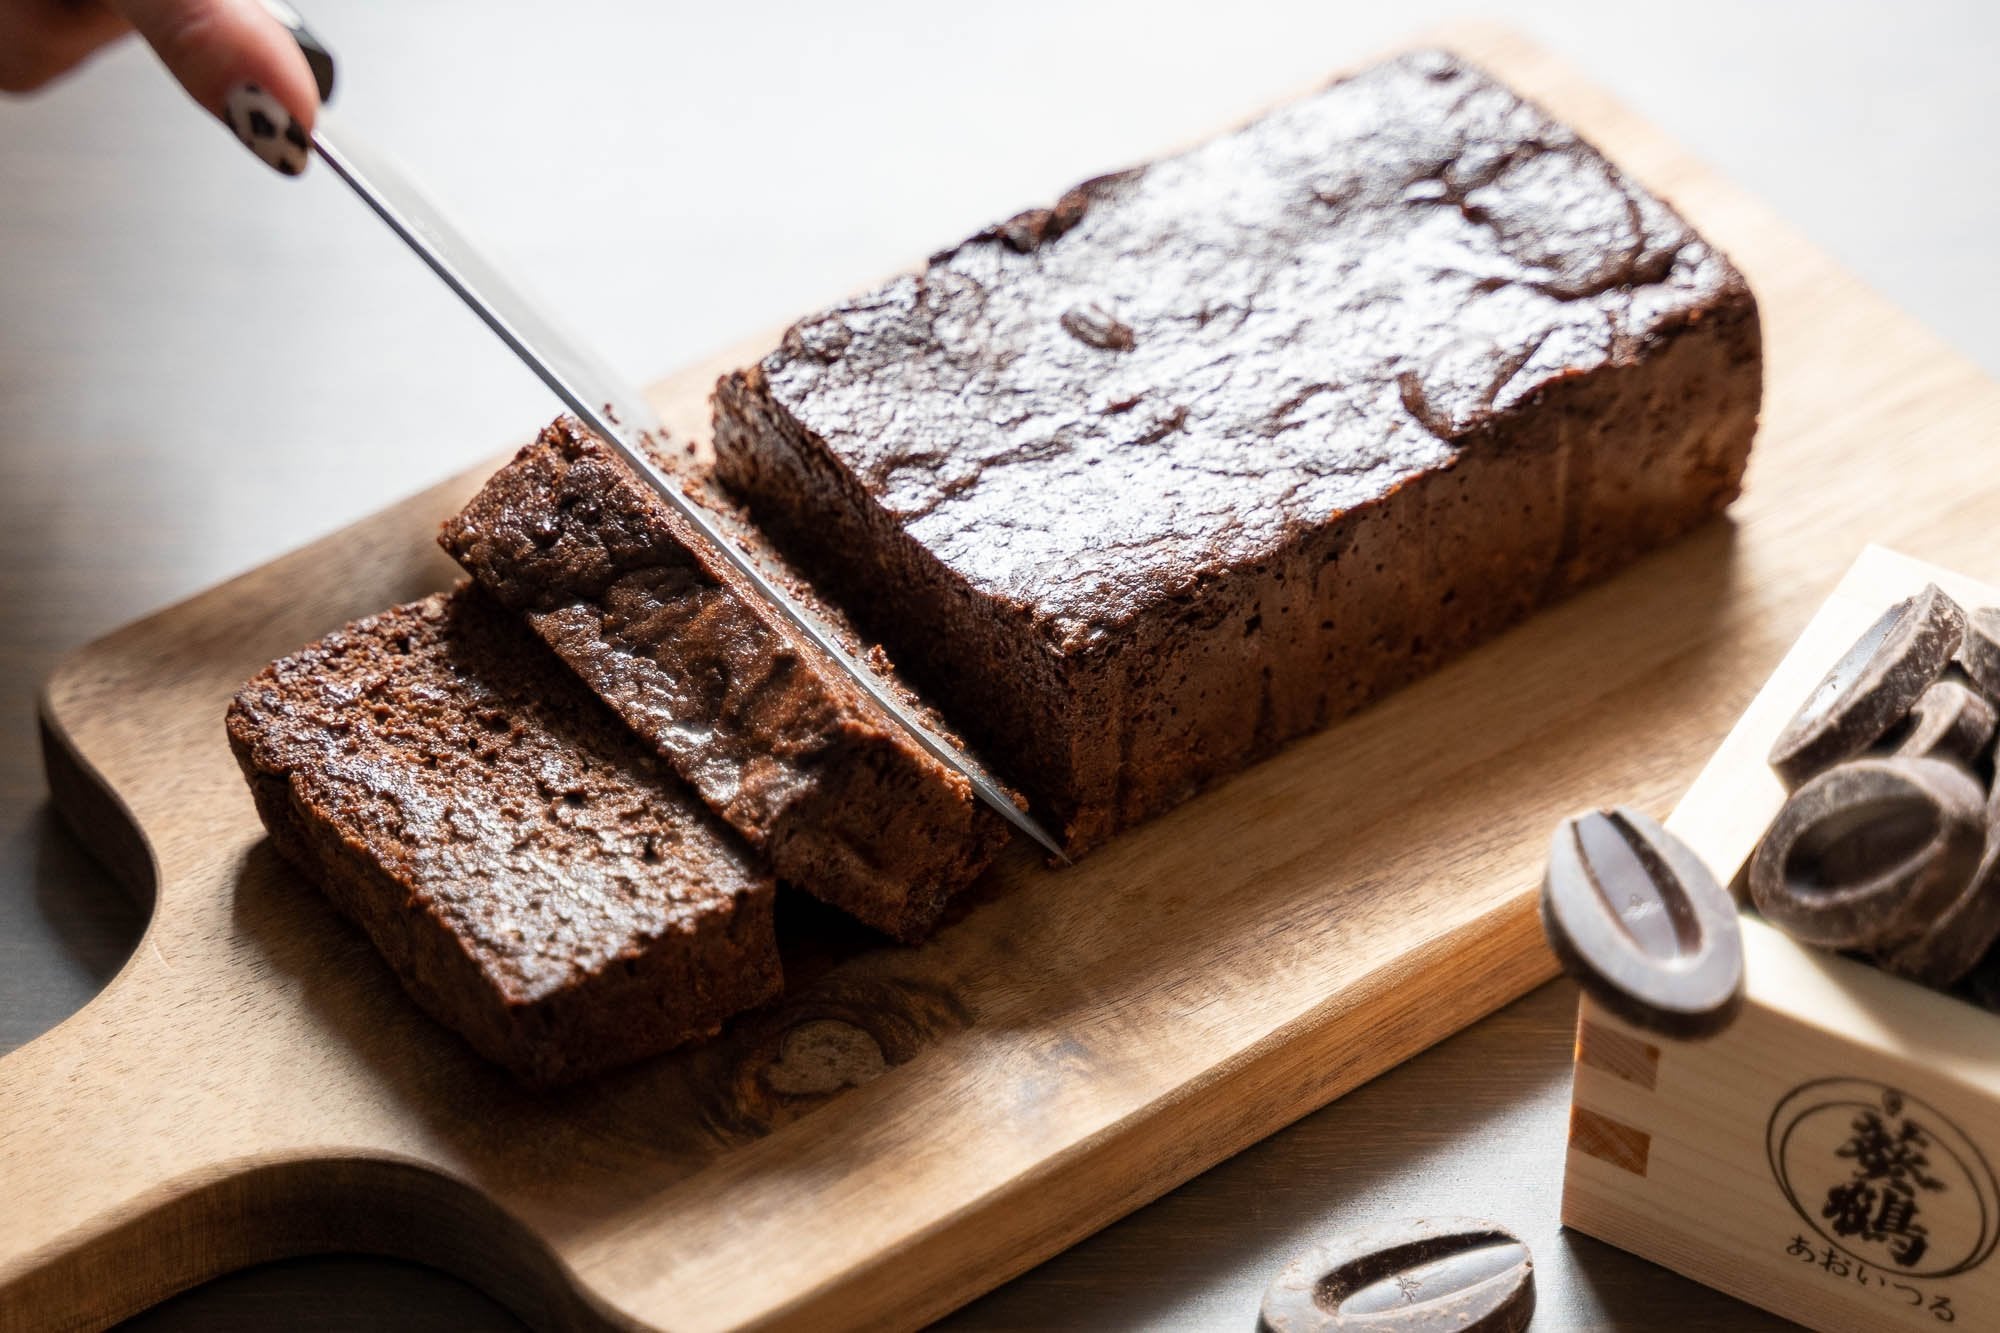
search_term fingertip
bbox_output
[220,79,312,175]
[120,0,320,129]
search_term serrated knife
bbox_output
[258,2,1066,860]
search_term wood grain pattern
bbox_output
[1575,1020,1660,1091]
[10,23,2000,1332]
[1564,548,2000,1333]
[1568,1107,1652,1177]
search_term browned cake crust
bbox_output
[714,50,1763,853]
[440,419,1010,942]
[225,586,781,1086]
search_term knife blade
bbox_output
[263,11,1065,860]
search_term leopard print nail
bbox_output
[224,83,309,176]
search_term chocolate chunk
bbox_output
[1749,756,1984,950]
[1880,862,2000,987]
[1768,585,1964,790]
[1879,779,2000,986]
[1540,807,1743,1038]
[1880,677,1997,769]
[1958,605,2000,703]
[1258,1218,1533,1333]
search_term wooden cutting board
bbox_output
[10,23,2000,1332]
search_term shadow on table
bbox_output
[944,980,1789,1331]
[115,1253,525,1333]
[0,804,146,1053]
[946,991,1578,1329]
[1554,1228,1796,1330]
[31,803,145,972]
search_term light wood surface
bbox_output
[9,20,2000,1332]
[1566,548,2000,1333]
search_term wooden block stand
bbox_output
[1563,547,2000,1333]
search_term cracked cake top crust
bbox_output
[744,49,1744,650]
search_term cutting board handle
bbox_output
[5,725,354,1326]
[0,943,281,1328]
[1,721,304,1324]
[0,962,606,1332]
[9,725,602,1331]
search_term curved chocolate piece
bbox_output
[1880,779,2000,986]
[1749,756,1984,950]
[1881,864,2000,987]
[1540,807,1744,1038]
[1259,1218,1533,1333]
[1768,585,1964,790]
[1882,677,1998,769]
[1959,605,2000,703]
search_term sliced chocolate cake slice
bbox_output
[442,420,1011,942]
[226,585,781,1086]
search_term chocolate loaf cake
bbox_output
[715,48,1763,853]
[226,587,781,1085]
[441,419,1010,942]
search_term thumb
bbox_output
[114,0,322,175]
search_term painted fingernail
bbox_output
[223,82,310,176]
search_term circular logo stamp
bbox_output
[1768,1078,2000,1279]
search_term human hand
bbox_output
[0,0,322,175]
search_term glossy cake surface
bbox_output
[716,49,1762,850]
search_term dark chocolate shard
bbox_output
[1769,584,1964,790]
[1540,807,1743,1039]
[1749,756,1984,950]
[1958,605,2000,703]
[1259,1217,1533,1333]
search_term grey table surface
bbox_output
[2,2,1994,1328]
